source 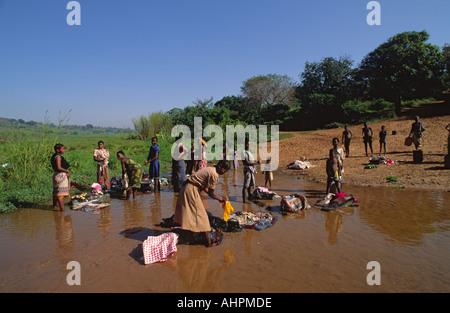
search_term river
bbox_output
[1,169,449,293]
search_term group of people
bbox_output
[341,116,427,158]
[341,123,389,158]
[49,137,270,246]
[326,115,429,195]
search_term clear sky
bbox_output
[0,0,448,128]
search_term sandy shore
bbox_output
[276,100,450,192]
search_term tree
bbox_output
[214,95,248,118]
[193,97,214,111]
[297,56,361,104]
[443,43,450,91]
[358,30,447,115]
[241,74,298,109]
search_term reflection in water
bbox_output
[352,186,450,245]
[325,213,343,244]
[53,211,74,249]
[177,246,233,293]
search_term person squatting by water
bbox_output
[51,143,71,211]
[144,136,160,193]
[93,140,110,189]
[117,151,143,200]
[173,160,231,247]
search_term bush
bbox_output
[369,98,394,111]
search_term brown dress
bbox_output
[174,167,218,232]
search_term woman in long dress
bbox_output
[174,160,230,246]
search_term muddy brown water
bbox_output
[1,169,449,293]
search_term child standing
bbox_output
[379,125,387,156]
[326,150,342,194]
[233,145,239,170]
[263,157,273,189]
[342,125,352,157]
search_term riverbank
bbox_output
[277,100,450,192]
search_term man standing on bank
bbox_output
[409,116,425,150]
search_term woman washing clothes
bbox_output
[117,151,144,200]
[174,160,231,247]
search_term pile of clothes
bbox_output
[280,194,311,213]
[369,156,394,165]
[315,193,358,211]
[69,183,110,212]
[228,211,277,231]
[140,176,170,192]
[250,186,280,200]
[287,160,317,170]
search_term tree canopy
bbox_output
[358,30,447,114]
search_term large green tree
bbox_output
[358,30,447,115]
[297,56,360,105]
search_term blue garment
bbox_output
[147,144,160,178]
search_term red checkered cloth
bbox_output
[142,232,179,264]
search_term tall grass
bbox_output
[132,111,172,140]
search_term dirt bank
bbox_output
[276,100,450,192]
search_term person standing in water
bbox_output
[145,136,160,192]
[51,143,71,211]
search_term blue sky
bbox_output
[0,0,449,128]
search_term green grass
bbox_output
[0,129,174,213]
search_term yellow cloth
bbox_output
[222,195,234,221]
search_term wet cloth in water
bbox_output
[142,232,179,264]
[160,213,242,233]
[222,196,234,221]
[228,211,276,231]
[251,186,279,200]
[281,194,310,213]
